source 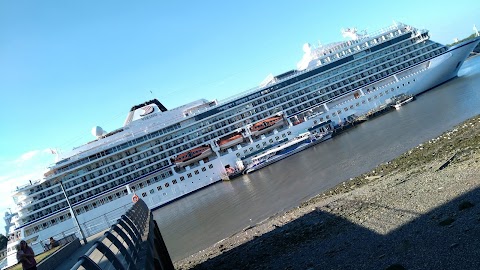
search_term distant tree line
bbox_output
[0,234,7,250]
[448,33,480,53]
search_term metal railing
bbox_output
[71,199,174,270]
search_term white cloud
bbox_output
[0,149,56,234]
[16,150,40,163]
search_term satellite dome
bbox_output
[91,126,106,138]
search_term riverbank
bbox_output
[174,114,480,270]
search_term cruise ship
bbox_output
[5,22,479,267]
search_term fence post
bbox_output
[104,214,111,227]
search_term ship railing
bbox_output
[13,180,41,192]
[70,199,174,270]
[18,203,134,258]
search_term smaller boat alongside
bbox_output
[243,131,332,174]
[391,94,415,109]
[221,160,245,180]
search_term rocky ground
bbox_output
[174,115,480,270]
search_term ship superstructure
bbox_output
[5,22,479,267]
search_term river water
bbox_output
[152,56,480,261]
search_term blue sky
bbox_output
[0,0,478,233]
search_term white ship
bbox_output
[243,130,333,174]
[5,22,479,267]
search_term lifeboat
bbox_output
[174,145,213,167]
[217,132,244,150]
[44,169,56,178]
[250,115,284,136]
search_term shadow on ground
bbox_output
[190,187,480,270]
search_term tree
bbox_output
[0,234,7,250]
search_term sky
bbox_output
[0,0,479,234]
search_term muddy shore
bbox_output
[174,115,480,270]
